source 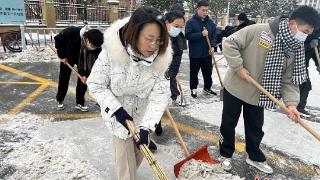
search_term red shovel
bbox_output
[165,108,217,178]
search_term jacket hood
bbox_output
[102,17,172,74]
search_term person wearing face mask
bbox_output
[154,10,186,136]
[164,11,186,106]
[185,0,217,98]
[87,7,172,180]
[219,6,319,174]
[54,26,103,112]
[236,12,255,31]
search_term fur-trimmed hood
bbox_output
[102,17,173,74]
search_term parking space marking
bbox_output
[6,84,49,116]
[0,81,43,85]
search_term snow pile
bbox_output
[178,159,244,180]
[1,113,103,179]
[1,113,49,136]
[5,138,103,180]
[0,47,59,63]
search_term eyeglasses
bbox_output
[144,36,164,46]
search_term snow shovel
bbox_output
[164,108,217,178]
[176,77,186,106]
[247,76,320,142]
[48,44,85,83]
[125,120,169,180]
[204,28,224,101]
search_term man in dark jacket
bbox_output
[297,28,320,117]
[236,12,255,31]
[185,0,217,98]
[54,26,103,111]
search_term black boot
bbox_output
[149,140,157,152]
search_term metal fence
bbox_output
[24,0,132,26]
[54,1,132,25]
[25,0,43,24]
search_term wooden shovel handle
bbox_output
[165,108,190,157]
[248,76,320,141]
[203,27,224,87]
[48,44,83,80]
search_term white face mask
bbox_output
[85,40,97,50]
[168,26,181,37]
[294,24,308,42]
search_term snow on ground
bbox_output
[0,47,59,63]
[178,159,243,180]
[1,113,103,179]
[178,54,320,167]
[0,50,319,179]
[308,61,320,107]
[0,113,184,179]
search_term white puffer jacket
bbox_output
[87,17,172,139]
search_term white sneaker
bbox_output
[246,158,273,174]
[191,89,197,98]
[220,157,232,171]
[173,95,186,106]
[298,109,311,118]
[75,104,89,112]
[57,102,64,110]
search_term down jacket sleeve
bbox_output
[87,50,122,117]
[139,75,170,132]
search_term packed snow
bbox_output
[178,159,244,180]
[0,48,59,63]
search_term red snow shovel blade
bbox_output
[174,144,217,178]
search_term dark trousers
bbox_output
[189,56,213,90]
[56,62,87,105]
[219,89,266,162]
[297,78,312,111]
[168,58,182,100]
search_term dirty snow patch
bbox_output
[0,47,59,63]
[178,159,244,180]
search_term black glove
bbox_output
[113,107,133,130]
[135,129,150,149]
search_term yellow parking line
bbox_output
[39,113,100,119]
[0,64,50,84]
[0,64,92,99]
[162,117,220,144]
[162,116,245,152]
[161,116,317,176]
[6,84,48,116]
[0,81,43,85]
[0,64,317,176]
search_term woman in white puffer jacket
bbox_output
[87,7,172,180]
